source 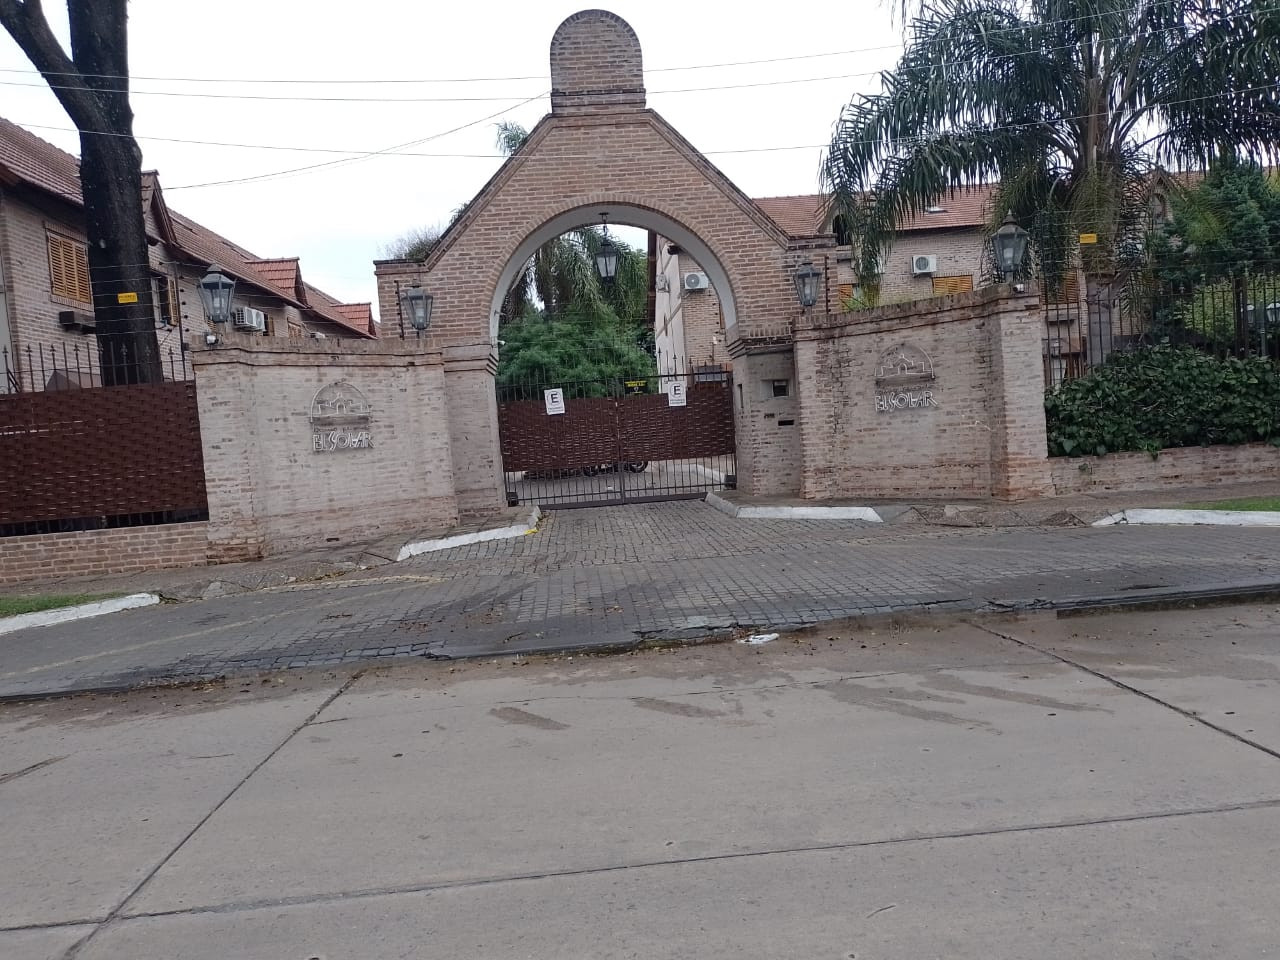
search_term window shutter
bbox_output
[1044,272,1081,305]
[47,233,92,303]
[932,275,974,295]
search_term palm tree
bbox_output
[823,0,1280,290]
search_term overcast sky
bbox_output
[0,1,904,313]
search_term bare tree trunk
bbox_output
[0,0,161,385]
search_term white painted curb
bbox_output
[0,592,161,636]
[1094,508,1280,527]
[706,491,881,522]
[396,507,542,561]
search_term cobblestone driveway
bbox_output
[3,501,1279,697]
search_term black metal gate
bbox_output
[497,371,736,508]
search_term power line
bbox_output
[3,6,1272,104]
[165,92,548,190]
[0,0,1237,88]
[47,79,1277,191]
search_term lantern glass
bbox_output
[596,236,619,280]
[793,261,821,308]
[992,214,1030,278]
[198,268,236,324]
[401,286,433,331]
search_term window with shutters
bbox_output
[47,233,91,303]
[931,275,974,296]
[1043,272,1081,305]
[153,274,181,327]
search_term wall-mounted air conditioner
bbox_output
[232,306,267,332]
[683,272,710,291]
[912,254,938,276]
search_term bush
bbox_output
[1045,345,1280,457]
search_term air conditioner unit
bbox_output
[232,306,267,332]
[310,331,327,340]
[912,254,938,276]
[683,272,710,291]
[57,310,96,333]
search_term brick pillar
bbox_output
[443,343,505,518]
[193,360,266,561]
[729,346,802,497]
[988,288,1053,499]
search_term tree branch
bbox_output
[0,0,103,128]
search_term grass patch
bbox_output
[1184,497,1280,512]
[0,593,125,618]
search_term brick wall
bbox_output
[192,336,459,559]
[0,187,104,387]
[549,11,646,115]
[730,348,802,496]
[794,286,1050,500]
[1051,443,1280,496]
[0,522,208,585]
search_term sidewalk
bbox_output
[2,497,1279,699]
[5,481,1279,604]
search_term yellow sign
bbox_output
[625,380,647,388]
[1078,233,1098,245]
[116,291,139,304]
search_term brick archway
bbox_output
[375,9,821,514]
[487,201,738,341]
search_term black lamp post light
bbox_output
[992,212,1030,283]
[595,212,619,281]
[793,260,822,308]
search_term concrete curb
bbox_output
[395,506,541,561]
[705,491,881,522]
[1094,508,1280,527]
[7,579,1280,703]
[0,593,161,636]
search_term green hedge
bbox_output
[1045,345,1280,457]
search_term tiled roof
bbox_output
[333,302,375,337]
[752,195,831,236]
[0,115,373,338]
[248,258,301,296]
[753,184,998,237]
[302,284,377,337]
[0,117,81,203]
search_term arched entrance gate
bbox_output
[375,9,820,517]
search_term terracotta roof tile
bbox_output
[752,194,830,236]
[753,184,998,237]
[334,302,375,336]
[0,117,81,202]
[248,257,300,293]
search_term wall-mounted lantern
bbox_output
[399,283,434,334]
[197,266,236,324]
[793,260,822,308]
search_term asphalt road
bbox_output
[2,603,1278,958]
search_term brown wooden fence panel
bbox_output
[0,382,207,529]
[497,381,735,472]
[498,396,619,472]
[617,383,735,462]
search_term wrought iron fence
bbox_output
[1041,266,1280,389]
[2,334,191,393]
